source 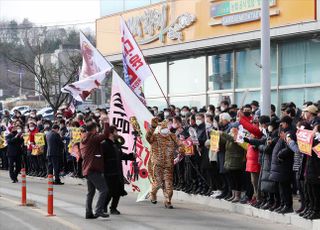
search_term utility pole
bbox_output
[7,69,24,97]
[260,0,271,116]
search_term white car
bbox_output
[37,107,54,118]
[10,105,30,115]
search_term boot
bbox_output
[231,191,241,203]
[279,205,294,214]
[226,190,235,201]
[261,202,273,210]
[306,211,320,220]
[274,205,284,213]
[269,203,281,212]
[299,207,310,217]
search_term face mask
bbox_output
[95,113,100,117]
[196,119,203,126]
[206,112,213,116]
[44,131,49,135]
[164,112,170,117]
[175,112,180,116]
[243,111,251,117]
[17,129,22,133]
[181,111,187,117]
[153,110,158,115]
[160,128,169,135]
[220,106,226,112]
[205,123,212,129]
[268,126,273,133]
[29,127,35,131]
[44,124,50,129]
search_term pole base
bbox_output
[46,214,56,217]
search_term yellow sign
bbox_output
[313,143,320,158]
[23,133,30,146]
[71,128,81,144]
[210,130,220,152]
[34,133,45,147]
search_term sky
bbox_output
[0,0,100,27]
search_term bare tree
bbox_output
[3,26,82,113]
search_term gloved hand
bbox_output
[151,118,158,128]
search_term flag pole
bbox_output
[120,16,170,108]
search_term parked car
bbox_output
[37,107,54,118]
[10,106,30,115]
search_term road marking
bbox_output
[0,196,81,230]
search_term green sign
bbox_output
[211,0,276,18]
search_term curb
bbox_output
[170,190,319,230]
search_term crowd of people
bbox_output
[0,99,320,220]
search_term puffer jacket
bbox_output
[240,116,262,173]
[220,132,245,171]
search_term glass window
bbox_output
[146,98,168,110]
[209,93,233,107]
[144,62,167,97]
[170,95,206,109]
[235,48,260,89]
[279,89,304,108]
[279,40,305,86]
[305,88,320,103]
[125,0,151,11]
[208,53,233,90]
[169,57,206,94]
[235,91,277,108]
[100,0,124,16]
[306,40,320,84]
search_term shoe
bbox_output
[85,213,98,219]
[275,205,284,213]
[269,203,280,212]
[95,213,110,218]
[261,202,273,210]
[303,209,313,218]
[53,181,64,185]
[279,206,294,214]
[249,198,257,206]
[299,208,309,217]
[224,192,233,201]
[211,190,222,198]
[295,206,305,214]
[216,192,228,199]
[253,200,264,208]
[239,195,250,204]
[12,180,17,183]
[306,211,320,220]
[165,202,173,209]
[110,208,121,215]
[226,191,235,202]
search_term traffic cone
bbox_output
[47,174,55,216]
[21,168,27,206]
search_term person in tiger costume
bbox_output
[146,117,184,209]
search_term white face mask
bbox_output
[268,126,273,133]
[160,128,170,135]
[164,112,170,117]
[181,111,187,116]
[44,131,49,135]
[175,112,180,116]
[205,123,212,129]
[17,129,22,133]
[95,113,100,117]
[221,106,226,112]
[196,119,203,126]
[29,127,35,131]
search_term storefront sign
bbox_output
[126,4,196,45]
[211,0,276,18]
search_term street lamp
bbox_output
[7,69,24,97]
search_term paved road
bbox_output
[0,170,302,230]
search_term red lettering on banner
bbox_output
[123,39,134,55]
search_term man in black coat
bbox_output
[6,125,24,183]
[101,125,134,215]
[46,124,64,185]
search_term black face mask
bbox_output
[243,112,251,117]
[229,111,237,118]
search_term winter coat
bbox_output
[240,116,262,173]
[6,132,24,157]
[80,123,110,177]
[46,131,64,157]
[217,123,231,174]
[269,138,294,182]
[220,132,245,171]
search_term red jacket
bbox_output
[240,116,262,173]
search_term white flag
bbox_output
[121,18,154,104]
[62,70,109,102]
[109,70,153,201]
[79,31,112,80]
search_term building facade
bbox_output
[97,0,320,110]
[100,0,163,17]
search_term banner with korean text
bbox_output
[109,70,153,202]
[121,18,154,104]
[297,129,314,156]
